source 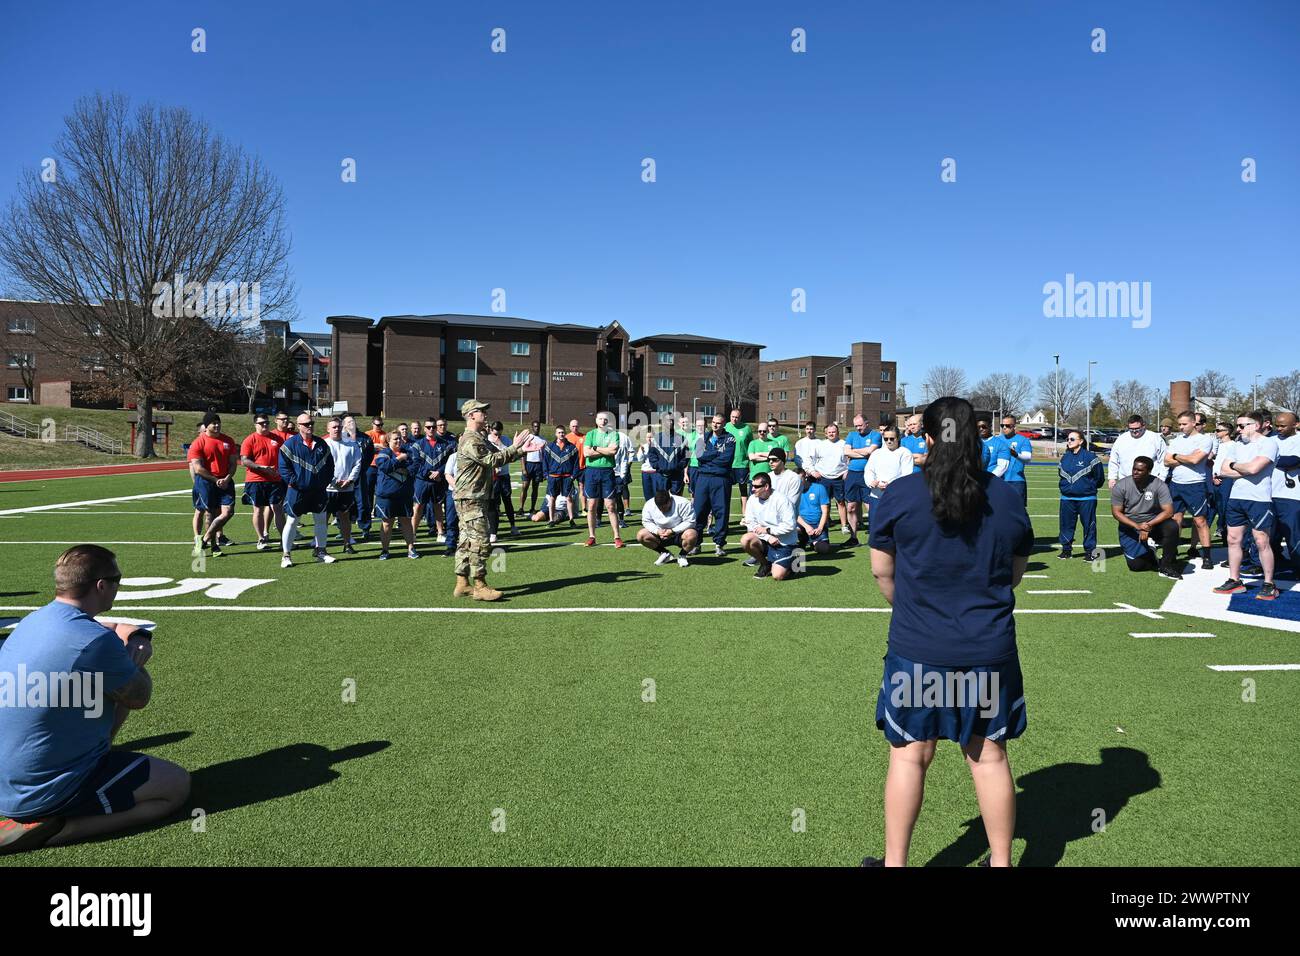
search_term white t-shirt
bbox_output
[1166,432,1216,484]
[769,468,802,511]
[325,436,363,491]
[794,436,819,470]
[641,493,696,533]
[1108,429,1168,482]
[742,492,798,545]
[1213,440,1236,478]
[863,446,914,490]
[1228,435,1278,502]
[1271,433,1300,502]
[445,452,458,482]
[809,439,848,479]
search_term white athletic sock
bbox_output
[282,515,300,555]
[314,513,328,550]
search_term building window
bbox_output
[779,391,787,401]
[511,342,530,356]
[800,367,808,378]
[6,353,34,369]
[767,391,774,402]
[457,339,477,352]
[656,377,674,391]
[457,368,476,383]
[656,403,674,414]
[700,404,716,417]
[509,398,530,413]
[779,370,788,380]
[799,389,807,399]
[7,386,30,402]
[700,354,717,367]
[5,315,34,334]
[881,393,891,403]
[700,379,716,392]
[319,346,332,358]
[881,369,891,382]
[657,352,675,365]
[767,371,775,381]
[510,370,530,385]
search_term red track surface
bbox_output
[0,461,188,482]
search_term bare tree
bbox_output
[232,332,287,414]
[924,365,967,400]
[1192,369,1235,399]
[719,344,758,416]
[1105,379,1151,419]
[971,373,1033,417]
[0,93,296,455]
[1037,369,1088,424]
[1262,370,1300,413]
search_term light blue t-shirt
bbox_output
[0,601,138,818]
[845,429,882,473]
[982,435,1013,475]
[901,434,927,458]
[799,482,831,524]
[1004,434,1033,483]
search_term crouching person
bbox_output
[740,472,800,580]
[0,545,190,854]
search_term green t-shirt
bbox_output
[725,422,752,468]
[769,433,792,463]
[583,428,618,468]
[686,430,702,467]
[747,437,777,478]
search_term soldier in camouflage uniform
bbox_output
[453,400,533,600]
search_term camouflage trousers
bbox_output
[454,501,491,580]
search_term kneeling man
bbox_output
[741,472,800,580]
[1111,456,1181,578]
[637,489,699,568]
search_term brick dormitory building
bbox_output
[759,341,897,429]
[327,314,765,426]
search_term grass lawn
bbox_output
[0,464,1296,866]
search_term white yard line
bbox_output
[0,488,196,516]
[1129,632,1216,638]
[0,604,1168,615]
[1114,602,1164,620]
[1206,664,1300,672]
[1027,589,1092,595]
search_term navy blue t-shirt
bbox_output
[868,471,1034,667]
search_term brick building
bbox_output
[627,334,763,424]
[328,314,632,425]
[760,341,897,428]
[1,299,104,405]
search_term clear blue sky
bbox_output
[2,0,1296,401]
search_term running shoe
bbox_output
[614,538,625,548]
[1058,549,1073,560]
[676,555,690,568]
[314,550,336,564]
[0,816,65,855]
[654,552,674,566]
[281,554,293,569]
[256,537,269,552]
[342,542,357,555]
[378,551,390,561]
[743,557,758,567]
[1213,578,1247,594]
[407,549,420,560]
[714,545,726,557]
[1255,582,1279,601]
[585,537,596,547]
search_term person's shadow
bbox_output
[91,735,390,841]
[926,747,1160,867]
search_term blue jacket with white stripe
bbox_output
[1059,449,1104,499]
[278,434,334,495]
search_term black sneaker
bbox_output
[1213,578,1247,594]
[342,542,357,555]
[753,562,771,579]
[1241,563,1265,577]
[1158,565,1183,581]
[218,534,231,547]
[1187,543,1200,559]
[1200,556,1214,571]
[1219,558,1231,568]
[860,856,885,867]
[1058,549,1073,560]
[743,557,758,567]
[1255,582,1279,601]
[845,536,861,548]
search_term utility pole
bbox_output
[1087,359,1097,448]
[1053,354,1060,459]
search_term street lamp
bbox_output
[473,344,484,402]
[1087,360,1098,448]
[1252,373,1261,410]
[1053,354,1060,459]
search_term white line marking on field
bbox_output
[1115,602,1164,620]
[1027,589,1091,595]
[1206,664,1300,672]
[0,488,194,516]
[0,541,201,545]
[1023,574,1051,578]
[1129,632,1216,638]
[0,604,1169,615]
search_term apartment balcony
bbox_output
[816,386,826,397]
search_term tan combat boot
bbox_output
[471,576,503,601]
[453,574,473,597]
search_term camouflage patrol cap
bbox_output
[460,399,490,417]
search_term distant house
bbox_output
[1018,409,1048,426]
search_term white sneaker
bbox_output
[280,554,293,569]
[489,534,498,544]
[676,555,690,568]
[437,534,446,543]
[256,537,268,552]
[654,552,674,566]
[314,549,336,564]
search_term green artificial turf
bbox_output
[0,466,1296,866]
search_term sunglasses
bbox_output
[1001,424,1015,428]
[884,437,899,442]
[766,456,781,461]
[753,483,770,490]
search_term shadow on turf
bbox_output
[925,747,1161,867]
[0,591,38,598]
[500,570,654,595]
[83,739,391,844]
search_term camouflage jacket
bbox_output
[454,428,525,503]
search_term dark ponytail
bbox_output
[921,396,987,527]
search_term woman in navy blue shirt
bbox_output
[862,397,1034,867]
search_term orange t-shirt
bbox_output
[188,432,238,480]
[566,431,586,468]
[366,428,387,466]
[240,432,283,482]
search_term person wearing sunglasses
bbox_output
[1057,430,1104,561]
[278,414,336,567]
[239,415,286,551]
[1213,410,1279,600]
[0,545,190,855]
[270,412,293,444]
[976,419,1011,479]
[999,418,1033,507]
[1270,411,1300,580]
[739,473,799,580]
[1107,414,1168,491]
[187,412,239,557]
[863,429,914,509]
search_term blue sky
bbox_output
[2,0,1296,402]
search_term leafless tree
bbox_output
[0,93,296,455]
[231,332,284,414]
[1106,379,1154,420]
[1192,369,1236,399]
[971,373,1033,417]
[719,344,758,415]
[1037,369,1088,424]
[924,365,967,400]
[1262,370,1300,414]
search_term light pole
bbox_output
[1053,354,1060,459]
[1252,373,1261,410]
[518,382,525,425]
[1087,360,1097,448]
[473,344,484,402]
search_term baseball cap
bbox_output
[460,399,490,417]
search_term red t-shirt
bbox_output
[271,429,293,444]
[188,432,238,480]
[240,432,283,483]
